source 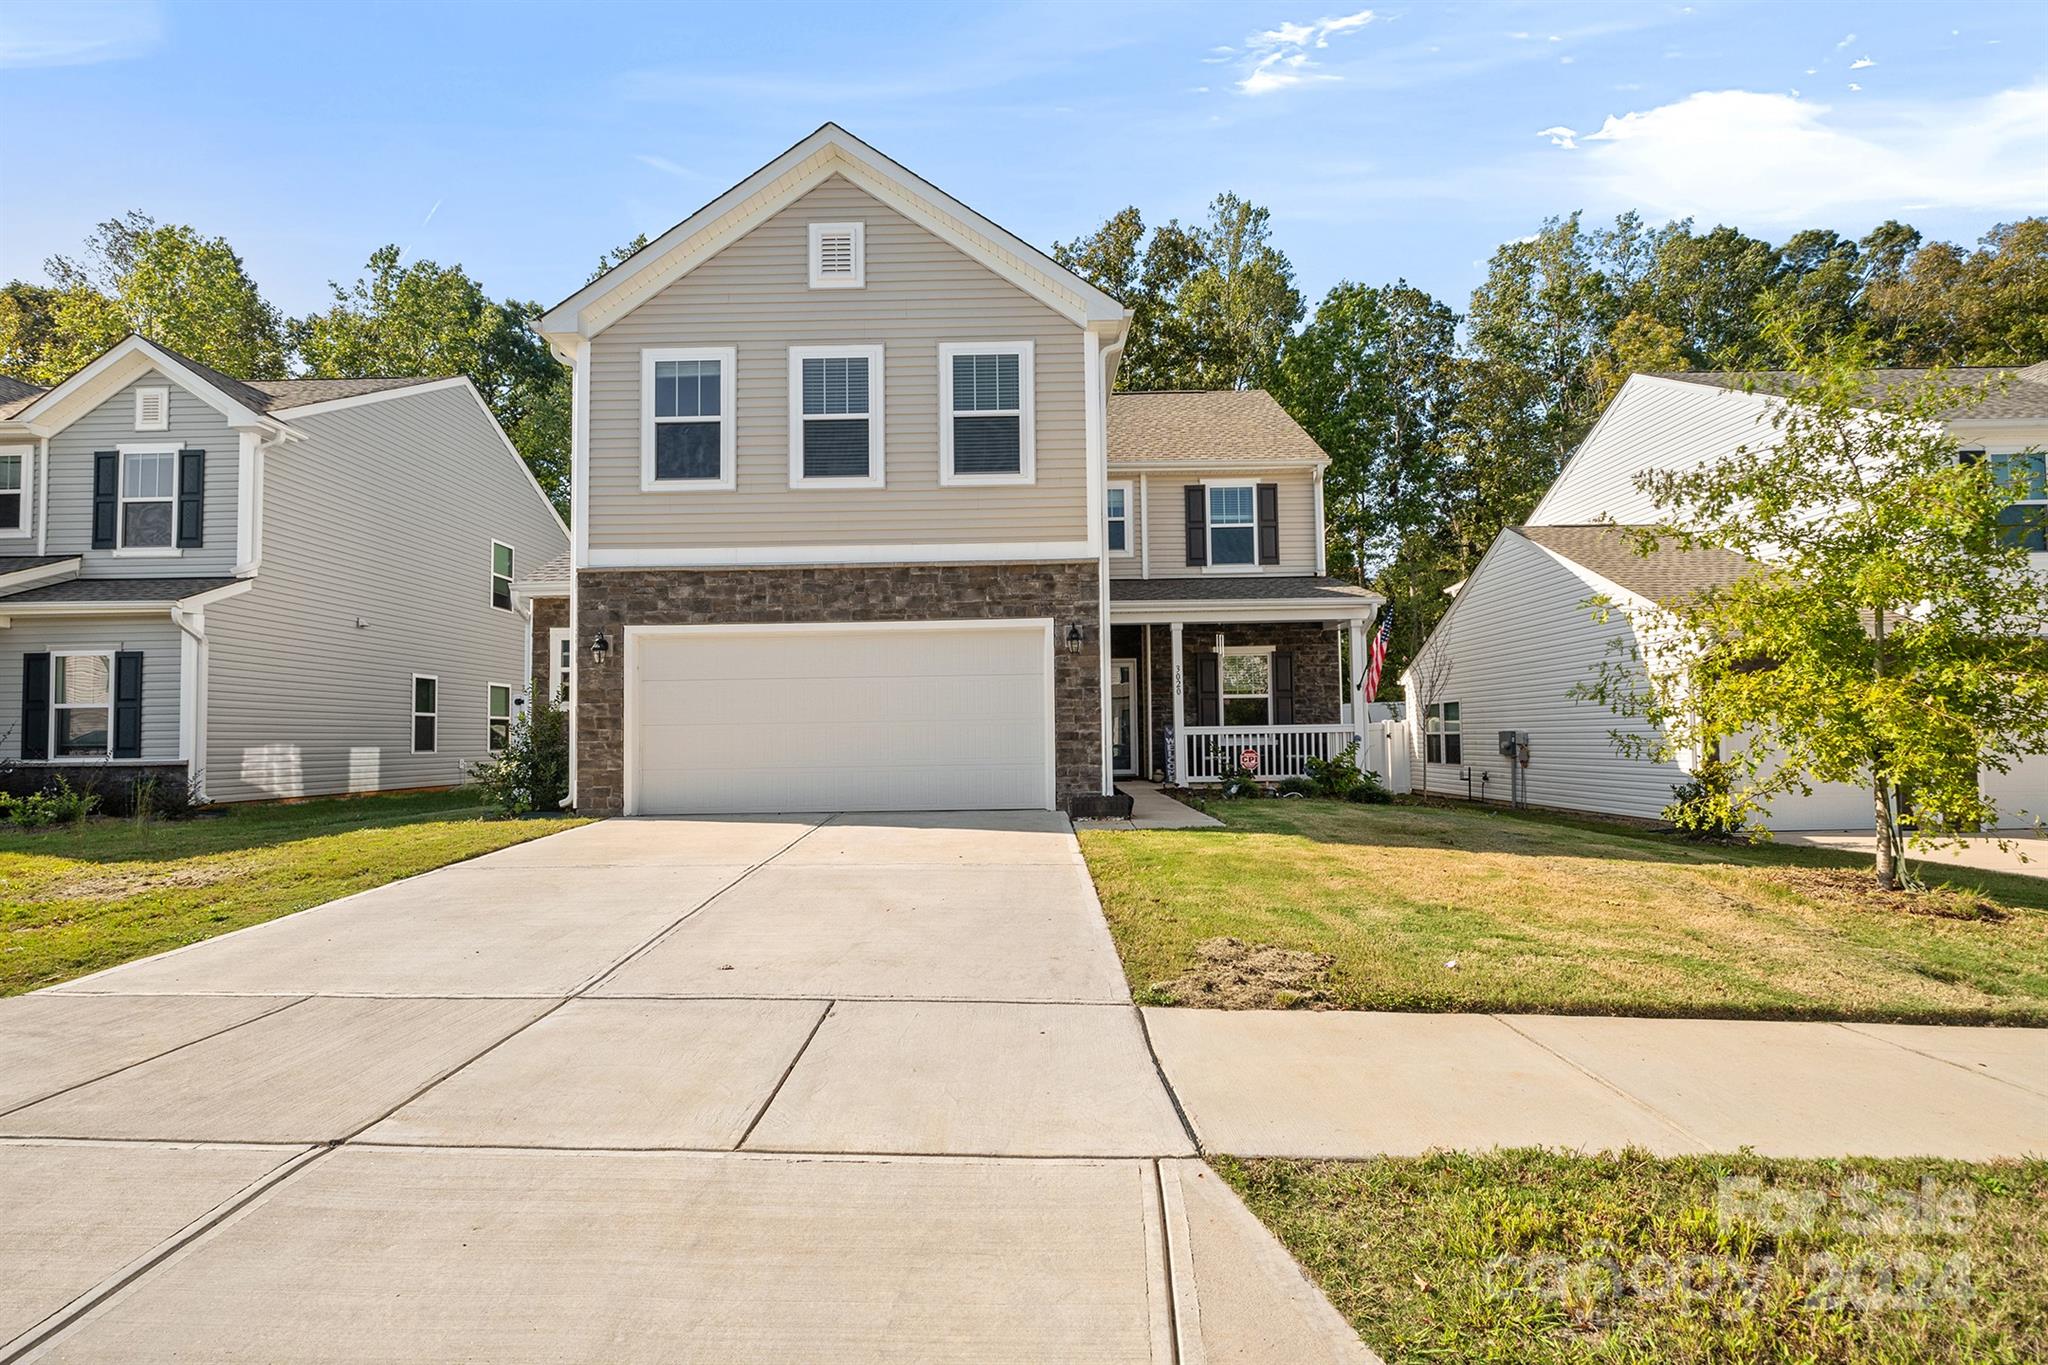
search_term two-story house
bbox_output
[531,124,1382,816]
[0,334,568,805]
[1400,366,2048,830]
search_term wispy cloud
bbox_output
[1235,9,1375,96]
[421,199,443,227]
[634,154,706,180]
[1849,56,1875,70]
[0,0,162,68]
[1836,32,1856,48]
[1543,84,2048,223]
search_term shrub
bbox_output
[1275,776,1316,797]
[2,777,99,829]
[1346,767,1394,804]
[1665,756,1752,838]
[1218,761,1263,800]
[467,691,569,815]
[1303,741,1367,800]
[132,771,201,821]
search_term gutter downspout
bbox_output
[1095,325,1130,801]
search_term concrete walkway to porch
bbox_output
[1078,781,1225,831]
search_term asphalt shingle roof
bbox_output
[1110,575,1378,603]
[0,337,448,422]
[1517,525,1755,602]
[1657,361,2048,421]
[518,551,572,591]
[1107,390,1327,465]
[0,375,47,419]
[0,555,79,575]
[0,576,241,605]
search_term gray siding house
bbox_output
[0,335,568,803]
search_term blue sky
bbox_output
[3,0,2044,322]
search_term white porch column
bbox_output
[1169,619,1185,785]
[1350,615,1370,750]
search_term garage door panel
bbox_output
[631,626,1053,814]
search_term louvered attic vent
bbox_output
[808,222,865,289]
[134,386,169,431]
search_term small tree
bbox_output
[467,691,569,815]
[1407,646,1455,801]
[1581,321,2048,888]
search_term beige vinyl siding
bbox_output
[45,372,240,577]
[201,386,567,801]
[1113,466,1318,579]
[0,616,182,763]
[586,175,1088,552]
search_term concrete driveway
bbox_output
[0,812,1371,1364]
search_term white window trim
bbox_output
[133,385,170,432]
[411,673,439,755]
[548,626,572,703]
[1202,478,1261,575]
[1220,644,1273,727]
[1106,479,1134,558]
[51,650,116,759]
[807,221,866,290]
[1981,448,2048,551]
[112,442,182,559]
[938,341,1035,486]
[786,344,885,489]
[0,446,31,540]
[640,346,738,492]
[486,682,513,753]
[1425,701,1463,765]
[491,540,515,612]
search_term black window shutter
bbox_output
[1184,485,1206,566]
[1257,483,1280,565]
[91,452,119,548]
[21,653,50,760]
[1272,651,1295,723]
[113,652,144,758]
[177,449,206,548]
[1195,652,1220,726]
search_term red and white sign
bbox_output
[1239,747,1260,774]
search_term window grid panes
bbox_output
[800,355,872,479]
[0,452,19,530]
[1992,451,2047,552]
[1221,652,1270,727]
[491,542,513,611]
[120,450,175,548]
[653,358,723,481]
[487,684,512,753]
[1425,701,1462,765]
[950,352,1022,475]
[412,676,438,754]
[1209,485,1256,566]
[1106,486,1128,552]
[54,653,112,757]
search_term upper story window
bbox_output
[412,674,438,754]
[939,342,1034,485]
[1207,482,1257,567]
[1990,450,2046,551]
[133,386,169,432]
[641,347,737,491]
[1106,481,1132,556]
[0,450,25,534]
[808,222,865,289]
[487,684,512,752]
[120,447,177,551]
[491,542,514,611]
[788,345,884,487]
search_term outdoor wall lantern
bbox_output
[590,630,612,665]
[1065,624,1085,653]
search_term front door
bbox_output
[1111,658,1137,776]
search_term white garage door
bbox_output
[629,623,1053,814]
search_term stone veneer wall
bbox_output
[574,562,1102,815]
[529,595,568,696]
[1144,622,1343,780]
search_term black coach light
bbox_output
[1065,624,1085,653]
[591,629,612,665]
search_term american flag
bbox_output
[1361,610,1394,703]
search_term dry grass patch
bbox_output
[1079,800,2048,1023]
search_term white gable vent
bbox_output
[808,221,865,289]
[134,385,170,431]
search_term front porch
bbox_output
[1106,577,1383,787]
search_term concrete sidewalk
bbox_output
[1145,1009,2048,1160]
[0,812,1374,1364]
[1778,829,2047,880]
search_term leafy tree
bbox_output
[1864,218,2048,365]
[0,281,65,384]
[1578,320,2048,889]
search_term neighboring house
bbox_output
[0,334,568,803]
[531,123,1381,816]
[1402,366,2048,830]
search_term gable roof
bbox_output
[539,124,1130,345]
[0,375,46,419]
[1107,390,1327,466]
[1656,360,2048,421]
[1516,524,1755,603]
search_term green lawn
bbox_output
[0,791,585,996]
[1220,1151,2047,1365]
[1078,799,2048,1024]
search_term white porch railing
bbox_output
[1180,725,1357,783]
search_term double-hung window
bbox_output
[119,446,178,551]
[788,345,884,487]
[0,450,24,534]
[53,653,113,757]
[412,675,438,754]
[1207,483,1257,568]
[491,542,513,611]
[1221,648,1272,726]
[939,342,1034,484]
[1990,451,2046,552]
[549,627,572,703]
[1425,702,1462,765]
[642,347,736,490]
[1106,481,1133,556]
[487,684,512,752]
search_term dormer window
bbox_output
[134,386,169,432]
[808,222,865,289]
